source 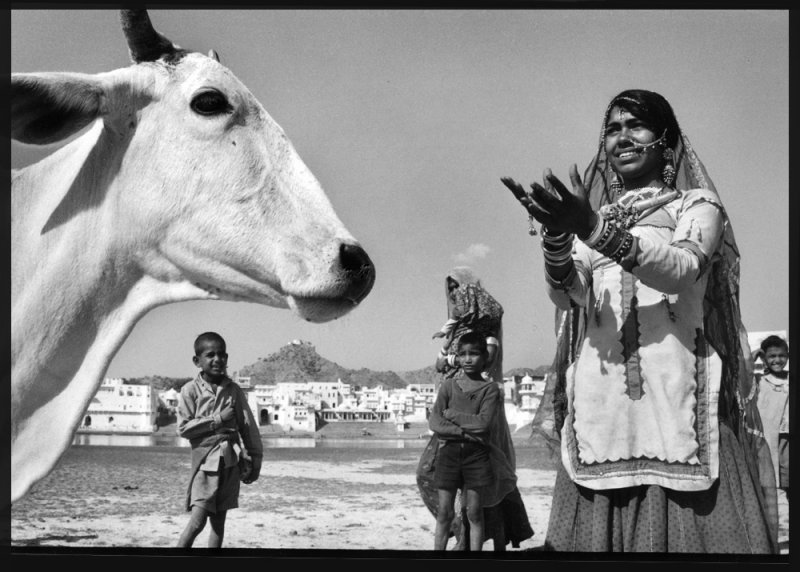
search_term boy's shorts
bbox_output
[189,459,241,514]
[433,440,493,490]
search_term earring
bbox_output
[609,169,624,196]
[662,147,676,187]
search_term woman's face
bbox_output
[446,278,460,316]
[604,105,664,186]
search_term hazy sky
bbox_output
[11,9,789,379]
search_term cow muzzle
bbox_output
[339,243,375,305]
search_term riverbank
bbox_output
[152,419,538,445]
[11,442,555,552]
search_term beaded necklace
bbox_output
[599,185,679,230]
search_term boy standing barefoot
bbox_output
[177,332,263,548]
[754,335,790,500]
[428,331,500,551]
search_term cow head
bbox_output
[9,10,374,504]
[11,9,375,323]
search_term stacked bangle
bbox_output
[540,226,577,291]
[540,226,575,266]
[608,232,635,263]
[585,217,635,263]
[583,215,606,245]
[541,226,573,247]
[545,263,578,291]
[543,249,573,265]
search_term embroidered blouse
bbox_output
[546,187,725,491]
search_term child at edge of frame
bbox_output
[176,331,263,548]
[428,330,500,551]
[753,334,790,501]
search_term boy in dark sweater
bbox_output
[428,331,499,551]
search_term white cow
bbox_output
[10,10,375,503]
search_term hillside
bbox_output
[396,364,441,386]
[238,340,548,388]
[123,375,192,392]
[238,340,411,389]
[126,340,548,390]
[505,365,550,378]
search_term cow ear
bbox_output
[11,72,105,145]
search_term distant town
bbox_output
[78,329,784,438]
[77,372,547,437]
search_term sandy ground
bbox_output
[9,442,790,556]
[9,444,552,551]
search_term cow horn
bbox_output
[208,49,220,62]
[120,9,177,63]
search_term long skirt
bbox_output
[544,423,777,553]
[417,434,534,549]
[459,486,534,550]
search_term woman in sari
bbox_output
[501,89,778,553]
[417,267,533,550]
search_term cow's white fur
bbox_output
[11,23,372,503]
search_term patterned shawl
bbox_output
[440,266,504,383]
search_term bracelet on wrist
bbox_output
[582,215,606,246]
[608,231,634,263]
[541,228,573,248]
[543,248,573,265]
[594,220,615,250]
[541,232,573,262]
[544,261,577,291]
[541,225,570,239]
[587,218,635,265]
[600,227,623,256]
[542,241,572,256]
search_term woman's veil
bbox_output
[529,99,779,544]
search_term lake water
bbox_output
[72,433,429,449]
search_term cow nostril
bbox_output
[339,243,375,303]
[340,243,370,273]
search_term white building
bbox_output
[517,373,546,412]
[401,390,430,422]
[79,378,158,434]
[307,379,351,408]
[158,387,180,412]
[237,373,552,433]
[319,401,393,423]
[248,384,276,426]
[265,401,317,432]
[248,382,324,431]
[248,380,401,427]
[232,372,251,388]
[503,373,545,432]
[247,388,317,432]
[407,384,436,408]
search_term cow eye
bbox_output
[191,90,231,116]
